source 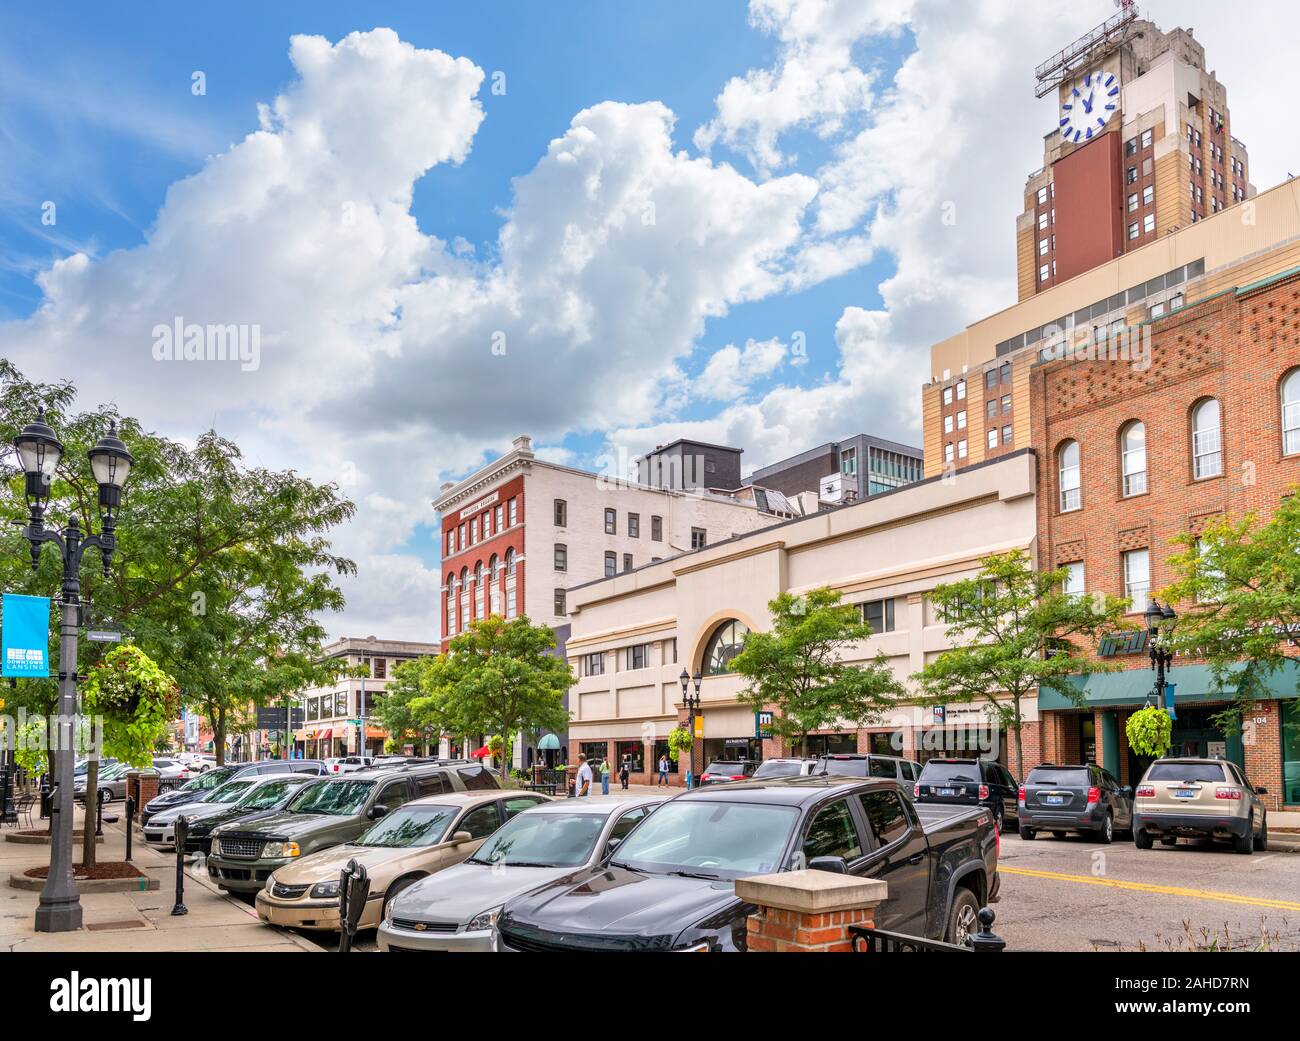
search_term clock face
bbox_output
[1059,70,1119,144]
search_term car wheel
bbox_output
[98,788,112,804]
[1134,827,1153,849]
[946,888,980,947]
[382,876,422,921]
[1254,816,1268,852]
[1234,816,1254,855]
[1018,825,1035,840]
[1094,812,1113,845]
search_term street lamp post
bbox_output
[679,668,701,789]
[13,410,133,933]
[1144,598,1177,713]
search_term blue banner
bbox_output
[1163,681,1177,720]
[1,593,51,677]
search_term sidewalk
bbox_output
[0,802,317,953]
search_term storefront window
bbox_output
[615,740,647,773]
[802,733,858,756]
[579,741,608,768]
[1282,701,1300,806]
[652,739,679,772]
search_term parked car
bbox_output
[143,772,315,848]
[817,753,922,783]
[1132,757,1268,854]
[915,758,1019,830]
[206,763,500,894]
[751,758,821,780]
[377,795,664,951]
[699,760,758,785]
[1018,762,1133,843]
[326,756,374,774]
[73,761,129,803]
[260,790,552,932]
[178,774,325,856]
[141,759,328,824]
[152,757,193,790]
[498,775,999,951]
[176,753,218,772]
[74,757,118,779]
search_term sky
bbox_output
[1,0,1296,641]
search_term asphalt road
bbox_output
[992,831,1300,951]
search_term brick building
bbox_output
[1030,267,1300,803]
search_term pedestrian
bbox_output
[658,753,670,787]
[600,756,611,795]
[620,753,631,790]
[575,753,593,798]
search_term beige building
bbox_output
[295,636,439,758]
[563,452,1040,785]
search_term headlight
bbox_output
[310,880,340,899]
[264,876,276,894]
[675,941,713,952]
[263,841,301,858]
[383,899,396,925]
[467,906,503,931]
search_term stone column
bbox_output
[735,870,888,953]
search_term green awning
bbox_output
[537,733,561,750]
[1038,660,1300,711]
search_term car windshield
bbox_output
[1027,767,1090,786]
[468,812,604,867]
[184,768,235,792]
[919,761,980,783]
[359,805,459,848]
[235,778,305,810]
[1147,763,1227,783]
[610,801,798,879]
[704,761,745,774]
[287,779,375,815]
[206,779,256,804]
[752,761,804,779]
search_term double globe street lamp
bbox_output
[1144,597,1178,713]
[679,668,701,788]
[13,408,133,933]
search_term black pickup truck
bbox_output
[497,775,999,952]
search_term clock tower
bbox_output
[1016,7,1254,300]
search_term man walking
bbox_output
[657,753,670,787]
[575,753,593,798]
[619,754,631,790]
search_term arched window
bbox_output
[702,619,749,675]
[474,561,486,618]
[1120,421,1147,497]
[488,554,501,616]
[505,548,516,575]
[1283,369,1300,456]
[459,567,470,630]
[1191,398,1222,479]
[446,573,457,637]
[1057,439,1081,511]
[504,549,518,619]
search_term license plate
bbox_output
[1174,789,1195,799]
[937,787,957,797]
[1045,795,1064,805]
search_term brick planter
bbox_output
[736,870,888,952]
[4,830,103,845]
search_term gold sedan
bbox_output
[255,790,552,931]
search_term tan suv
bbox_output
[1133,757,1268,854]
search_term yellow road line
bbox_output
[1000,865,1300,912]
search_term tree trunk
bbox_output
[81,758,98,869]
[499,729,511,785]
[213,703,226,766]
[1010,694,1024,781]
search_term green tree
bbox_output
[373,659,441,755]
[730,588,907,757]
[411,616,571,783]
[914,551,1131,779]
[1163,491,1300,729]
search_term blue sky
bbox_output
[2,1,1285,637]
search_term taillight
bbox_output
[1086,786,1101,804]
[913,782,920,798]
[1017,786,1026,803]
[700,774,711,782]
[1215,787,1242,800]
[978,784,989,800]
[729,775,745,781]
[1136,785,1155,798]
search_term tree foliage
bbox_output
[1163,491,1300,727]
[372,659,440,755]
[410,616,571,782]
[914,550,1131,778]
[730,588,907,757]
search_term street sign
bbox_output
[1,593,50,677]
[933,705,946,724]
[86,630,123,643]
[754,711,773,739]
[692,715,704,739]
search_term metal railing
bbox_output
[850,906,1005,953]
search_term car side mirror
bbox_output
[604,837,623,858]
[1121,786,1133,798]
[1255,786,1268,796]
[451,830,472,844]
[807,856,849,875]
[368,804,389,820]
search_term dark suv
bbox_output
[205,762,499,893]
[699,760,758,785]
[1018,763,1133,843]
[140,759,327,824]
[817,754,922,784]
[915,758,1019,830]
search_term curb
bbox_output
[8,870,159,893]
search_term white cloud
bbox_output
[695,337,789,401]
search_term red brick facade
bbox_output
[440,474,526,652]
[1029,269,1300,800]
